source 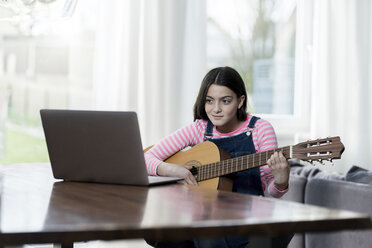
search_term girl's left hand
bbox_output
[267,151,290,190]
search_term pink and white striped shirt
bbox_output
[145,114,287,198]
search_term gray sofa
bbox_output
[280,162,372,248]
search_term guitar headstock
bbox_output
[292,136,345,163]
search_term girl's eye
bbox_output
[223,99,231,104]
[206,99,213,104]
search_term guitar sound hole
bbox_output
[190,166,198,176]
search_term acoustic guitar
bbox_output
[146,136,345,191]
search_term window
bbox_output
[0,0,98,163]
[207,0,297,115]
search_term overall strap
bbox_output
[204,120,214,140]
[245,116,260,137]
[248,116,260,128]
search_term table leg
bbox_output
[250,236,272,248]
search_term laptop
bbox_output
[40,109,183,186]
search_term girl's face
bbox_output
[205,84,245,133]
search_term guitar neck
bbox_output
[195,146,292,182]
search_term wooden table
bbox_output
[0,163,371,248]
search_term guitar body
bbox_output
[164,141,233,191]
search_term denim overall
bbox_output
[194,116,264,248]
[148,116,277,248]
[204,116,264,196]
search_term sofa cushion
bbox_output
[284,165,308,248]
[305,178,372,248]
[289,162,344,181]
[345,165,372,185]
[282,175,307,203]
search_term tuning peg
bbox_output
[315,159,325,166]
[327,158,334,166]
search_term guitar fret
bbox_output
[259,152,261,167]
[203,164,206,180]
[210,163,213,179]
[255,153,258,167]
[206,164,209,179]
[208,162,210,180]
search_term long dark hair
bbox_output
[193,66,248,121]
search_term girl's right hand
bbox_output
[157,162,198,186]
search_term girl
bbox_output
[145,66,290,247]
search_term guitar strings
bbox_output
[197,147,291,181]
[196,147,291,181]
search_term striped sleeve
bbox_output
[254,119,288,198]
[144,120,207,175]
[252,118,278,152]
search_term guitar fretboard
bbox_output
[195,146,291,182]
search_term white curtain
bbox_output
[92,0,206,147]
[311,0,372,173]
